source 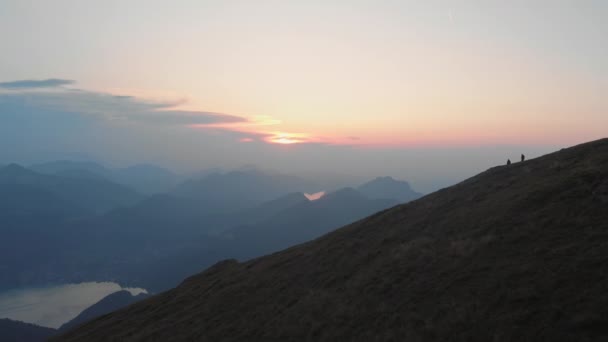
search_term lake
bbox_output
[0,282,147,328]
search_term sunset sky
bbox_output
[1,1,606,191]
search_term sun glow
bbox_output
[272,137,300,144]
[265,132,309,145]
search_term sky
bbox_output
[1,1,607,192]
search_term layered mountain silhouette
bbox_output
[0,319,56,342]
[57,138,608,341]
[30,161,179,194]
[173,169,319,211]
[225,188,398,256]
[0,164,145,290]
[0,164,142,214]
[68,187,400,292]
[0,163,409,292]
[30,161,109,177]
[357,176,422,202]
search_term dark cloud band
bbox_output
[0,82,248,127]
[0,78,75,89]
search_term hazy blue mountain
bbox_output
[0,198,75,290]
[0,183,85,219]
[31,160,178,194]
[102,188,395,291]
[86,194,212,240]
[357,176,422,202]
[183,167,225,181]
[243,192,310,223]
[58,291,150,332]
[30,160,110,178]
[51,169,107,181]
[173,169,319,211]
[0,164,404,294]
[225,188,398,256]
[112,164,178,194]
[0,319,56,342]
[203,192,311,234]
[51,187,393,292]
[0,164,142,214]
[0,164,146,290]
[52,193,309,291]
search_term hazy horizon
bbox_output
[1,142,562,193]
[2,1,606,193]
[1,2,607,339]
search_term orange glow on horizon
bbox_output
[265,132,310,145]
[185,105,596,148]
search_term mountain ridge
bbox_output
[0,164,142,214]
[357,176,422,202]
[58,138,608,341]
[58,291,150,332]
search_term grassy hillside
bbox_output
[57,138,608,341]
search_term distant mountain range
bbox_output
[173,169,321,211]
[29,161,180,194]
[224,187,399,256]
[357,176,422,202]
[0,162,422,294]
[56,138,608,341]
[68,186,402,292]
[0,164,142,215]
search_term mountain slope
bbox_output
[225,188,398,256]
[57,138,608,341]
[59,291,150,332]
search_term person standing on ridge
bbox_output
[507,159,511,165]
[521,154,525,162]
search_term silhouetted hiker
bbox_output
[507,159,511,165]
[521,154,525,162]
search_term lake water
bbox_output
[0,282,147,328]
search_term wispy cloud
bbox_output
[126,110,246,126]
[0,78,331,146]
[0,81,246,127]
[0,78,75,89]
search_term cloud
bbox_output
[0,78,326,147]
[0,78,75,89]
[127,110,246,125]
[0,83,246,127]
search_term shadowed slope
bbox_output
[57,138,608,341]
[58,291,150,332]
